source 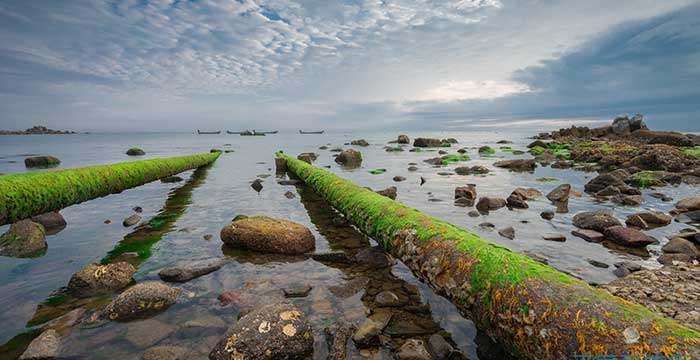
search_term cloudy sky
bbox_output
[0,0,698,131]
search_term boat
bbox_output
[227,130,276,135]
[240,130,265,136]
[226,131,243,134]
[197,129,221,134]
[259,130,278,134]
[299,130,324,134]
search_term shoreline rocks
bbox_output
[2,125,76,135]
[220,216,315,255]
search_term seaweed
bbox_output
[368,168,387,175]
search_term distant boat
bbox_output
[226,131,243,134]
[197,129,221,134]
[299,130,324,134]
[240,130,265,136]
[259,130,278,134]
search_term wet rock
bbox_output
[476,197,506,213]
[398,135,410,144]
[420,177,426,185]
[675,196,700,212]
[203,234,213,240]
[467,210,480,217]
[454,185,477,202]
[160,175,183,183]
[588,259,609,268]
[375,290,405,307]
[527,140,547,148]
[513,187,542,200]
[584,169,630,193]
[675,210,700,225]
[493,159,536,171]
[68,262,136,297]
[102,281,180,321]
[658,253,693,264]
[498,226,515,240]
[220,216,315,255]
[571,229,604,243]
[385,146,404,152]
[376,186,397,200]
[19,329,60,360]
[625,214,648,229]
[352,311,392,347]
[604,226,657,248]
[438,150,448,155]
[427,334,454,359]
[612,194,643,206]
[278,179,301,185]
[408,166,419,171]
[625,212,672,229]
[354,247,394,268]
[30,211,67,235]
[572,211,622,232]
[551,160,573,169]
[210,302,313,360]
[650,192,673,202]
[506,191,529,209]
[479,222,495,229]
[454,165,489,175]
[546,184,571,203]
[351,139,369,146]
[543,234,566,242]
[0,219,46,258]
[335,149,363,166]
[250,179,263,192]
[444,138,458,144]
[283,284,312,298]
[24,155,61,168]
[393,176,406,182]
[612,262,642,278]
[457,148,467,154]
[662,237,699,258]
[123,214,141,227]
[274,157,287,173]
[540,210,555,220]
[126,318,177,348]
[311,252,353,264]
[324,322,355,360]
[284,191,295,199]
[141,345,188,360]
[413,138,445,148]
[297,152,318,164]
[126,148,146,156]
[158,258,227,283]
[596,185,621,197]
[396,338,432,360]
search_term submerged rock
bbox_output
[571,229,604,243]
[102,281,180,321]
[209,303,313,360]
[220,216,315,255]
[158,258,227,282]
[68,262,136,297]
[30,211,67,235]
[19,329,60,360]
[540,210,555,220]
[584,169,630,193]
[393,176,406,182]
[140,345,188,360]
[334,149,362,167]
[160,175,183,183]
[413,138,448,148]
[283,284,312,298]
[251,179,263,193]
[324,322,355,360]
[625,211,672,229]
[455,165,490,175]
[24,155,61,168]
[572,211,621,232]
[675,196,700,212]
[352,310,392,347]
[0,219,46,258]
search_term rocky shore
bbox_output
[0,125,76,135]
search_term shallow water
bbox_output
[0,131,694,359]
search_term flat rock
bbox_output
[125,319,177,348]
[220,216,315,255]
[543,234,566,242]
[101,281,180,321]
[68,262,136,297]
[604,226,657,248]
[661,237,699,258]
[158,258,227,282]
[24,155,60,168]
[493,159,536,171]
[571,229,604,243]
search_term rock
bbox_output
[141,345,188,360]
[278,179,301,186]
[413,138,447,148]
[297,152,318,164]
[354,247,393,268]
[454,197,474,207]
[311,252,353,264]
[376,186,397,200]
[625,212,672,229]
[160,175,183,183]
[220,216,315,255]
[438,150,447,155]
[19,329,60,360]
[478,146,495,155]
[498,226,515,240]
[133,206,143,213]
[611,115,632,134]
[649,192,673,202]
[612,194,643,206]
[68,262,136,297]
[454,185,477,202]
[543,234,566,242]
[632,129,694,146]
[351,139,369,146]
[210,303,313,360]
[396,338,432,360]
[353,311,392,347]
[468,210,480,217]
[30,211,67,234]
[324,322,355,360]
[335,149,362,166]
[408,166,418,171]
[24,155,61,168]
[540,211,555,220]
[284,191,295,199]
[658,253,693,264]
[493,159,536,171]
[604,226,657,248]
[0,220,46,258]
[385,146,404,152]
[203,234,213,240]
[427,334,454,359]
[393,176,406,182]
[546,184,571,203]
[588,259,609,268]
[251,179,263,192]
[101,282,180,321]
[398,135,410,144]
[625,214,648,229]
[275,157,287,173]
[126,148,146,156]
[506,191,529,209]
[675,210,700,225]
[479,222,495,229]
[675,196,700,212]
[375,290,404,307]
[551,160,573,169]
[584,169,630,193]
[572,211,622,232]
[527,140,547,148]
[123,214,141,227]
[283,284,312,298]
[662,237,699,258]
[571,229,605,243]
[476,197,506,213]
[457,148,467,154]
[158,258,226,282]
[444,138,458,144]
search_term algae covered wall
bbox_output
[278,152,698,360]
[0,152,220,225]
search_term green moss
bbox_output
[0,152,219,226]
[511,150,525,155]
[528,146,546,156]
[440,154,470,165]
[630,170,666,188]
[681,146,700,159]
[368,168,387,175]
[478,146,496,155]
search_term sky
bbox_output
[0,0,698,132]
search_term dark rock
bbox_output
[393,176,406,182]
[454,197,474,207]
[311,252,353,264]
[527,140,547,148]
[354,247,393,268]
[375,290,405,307]
[420,176,426,185]
[24,155,61,168]
[498,226,515,240]
[584,169,630,193]
[540,211,555,220]
[352,310,392,347]
[396,338,432,360]
[132,206,143,213]
[632,129,693,146]
[220,216,315,255]
[0,219,46,258]
[478,146,495,154]
[376,186,397,200]
[122,214,141,227]
[468,210,480,217]
[282,283,312,298]
[277,179,301,185]
[210,303,313,360]
[506,191,529,209]
[438,150,447,155]
[408,166,419,171]
[413,138,444,147]
[625,214,648,229]
[427,333,454,359]
[398,135,410,144]
[102,282,180,321]
[126,148,145,156]
[649,192,672,201]
[476,197,506,213]
[661,237,699,258]
[572,211,622,232]
[479,222,495,229]
[493,159,536,171]
[497,140,512,144]
[457,148,467,154]
[543,234,566,242]
[30,211,66,234]
[284,191,295,199]
[571,229,604,243]
[275,157,287,173]
[604,226,657,248]
[454,185,477,201]
[675,210,700,225]
[551,160,573,169]
[19,329,60,360]
[335,149,362,166]
[297,152,318,164]
[203,234,213,240]
[625,212,672,229]
[588,259,609,268]
[546,184,571,203]
[158,258,226,282]
[596,185,621,197]
[68,262,136,297]
[250,179,263,192]
[350,139,369,146]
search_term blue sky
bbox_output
[0,0,698,131]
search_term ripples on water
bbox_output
[0,131,692,359]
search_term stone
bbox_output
[546,184,571,203]
[203,234,213,240]
[0,220,46,258]
[453,197,474,207]
[375,290,404,307]
[398,135,410,144]
[408,166,419,171]
[19,329,60,360]
[513,187,542,200]
[527,140,547,148]
[352,310,392,347]
[284,191,295,199]
[662,237,699,258]
[506,191,529,209]
[220,216,315,255]
[126,148,146,156]
[30,211,67,235]
[376,186,397,200]
[498,227,515,240]
[468,210,480,217]
[158,258,227,282]
[396,339,432,360]
[543,234,566,242]
[251,179,263,192]
[278,179,301,185]
[571,229,604,243]
[393,176,406,182]
[335,149,362,166]
[101,282,180,321]
[283,284,312,298]
[275,157,287,173]
[612,194,643,206]
[493,159,536,171]
[413,138,445,148]
[596,185,621,197]
[675,196,700,212]
[649,192,673,202]
[68,262,136,297]
[626,212,672,229]
[350,139,369,146]
[584,169,630,193]
[297,152,318,164]
[479,222,495,229]
[551,160,573,169]
[625,214,648,229]
[476,197,506,213]
[675,210,700,225]
[24,155,61,168]
[160,175,183,183]
[572,211,622,232]
[658,253,693,264]
[454,185,477,201]
[427,334,454,359]
[210,303,313,360]
[588,259,609,268]
[123,214,141,227]
[354,247,394,268]
[604,226,657,248]
[540,211,555,220]
[632,129,694,146]
[141,345,188,360]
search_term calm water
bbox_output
[0,131,693,359]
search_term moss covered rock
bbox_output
[68,262,136,298]
[126,147,146,156]
[24,156,60,168]
[220,216,315,255]
[0,219,46,258]
[334,149,362,167]
[101,281,180,321]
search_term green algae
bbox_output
[478,146,496,155]
[630,170,666,188]
[368,168,387,175]
[440,154,470,165]
[0,152,219,226]
[681,146,700,159]
[528,146,546,156]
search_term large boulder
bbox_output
[584,169,630,193]
[30,211,67,235]
[102,282,180,321]
[604,226,657,248]
[209,303,313,360]
[68,262,136,298]
[675,196,700,212]
[397,135,410,144]
[0,220,46,258]
[493,159,536,171]
[24,156,60,168]
[335,149,362,167]
[220,216,315,255]
[572,211,622,232]
[158,258,227,282]
[19,329,60,360]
